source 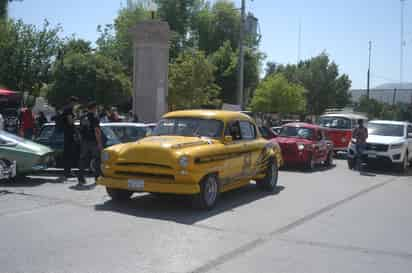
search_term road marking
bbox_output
[279,238,412,260]
[189,179,394,273]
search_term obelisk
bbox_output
[131,21,170,122]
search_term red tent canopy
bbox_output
[0,89,19,96]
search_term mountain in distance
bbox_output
[374,82,412,89]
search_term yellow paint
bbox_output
[98,110,283,195]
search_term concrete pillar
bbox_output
[131,21,170,122]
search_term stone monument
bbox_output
[131,21,170,122]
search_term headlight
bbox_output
[391,143,404,150]
[297,143,305,151]
[179,156,189,168]
[101,151,110,162]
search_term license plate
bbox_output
[128,179,144,190]
[368,153,377,158]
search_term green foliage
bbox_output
[250,74,306,114]
[267,53,352,115]
[0,19,61,95]
[47,52,131,108]
[355,96,412,121]
[168,50,221,110]
[96,7,150,75]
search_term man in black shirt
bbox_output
[62,96,79,179]
[78,101,103,185]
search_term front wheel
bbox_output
[106,187,133,201]
[192,175,219,210]
[257,159,278,192]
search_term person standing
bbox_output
[352,119,368,170]
[62,96,79,179]
[77,101,103,185]
[19,107,36,139]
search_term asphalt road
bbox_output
[0,159,411,273]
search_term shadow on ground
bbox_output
[280,164,336,174]
[95,184,285,225]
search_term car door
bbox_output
[239,120,261,178]
[407,124,412,161]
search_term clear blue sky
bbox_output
[9,0,412,89]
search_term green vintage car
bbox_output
[0,130,54,178]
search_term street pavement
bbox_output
[0,159,411,273]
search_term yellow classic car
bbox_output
[98,110,283,209]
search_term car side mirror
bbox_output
[223,135,233,144]
[408,133,412,139]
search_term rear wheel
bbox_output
[192,175,219,210]
[106,187,133,201]
[257,158,278,191]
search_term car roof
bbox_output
[369,120,410,126]
[283,122,321,129]
[321,113,367,120]
[100,122,150,127]
[162,110,253,122]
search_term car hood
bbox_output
[275,136,312,144]
[107,136,218,165]
[367,135,405,145]
[16,139,53,155]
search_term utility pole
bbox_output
[297,19,302,64]
[237,0,246,109]
[367,41,372,99]
[393,88,398,105]
[400,0,406,90]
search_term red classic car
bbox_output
[274,123,334,170]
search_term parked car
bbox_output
[275,123,334,170]
[0,130,54,177]
[347,120,412,172]
[319,113,368,153]
[98,110,283,209]
[102,123,152,143]
[35,122,120,168]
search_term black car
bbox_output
[35,122,120,168]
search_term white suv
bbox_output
[348,120,412,172]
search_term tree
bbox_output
[47,52,131,108]
[0,19,61,95]
[267,53,352,115]
[0,0,21,20]
[250,74,306,114]
[168,50,221,110]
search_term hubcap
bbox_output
[204,177,217,206]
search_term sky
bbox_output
[9,0,412,89]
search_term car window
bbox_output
[39,126,55,139]
[225,121,241,141]
[240,121,256,140]
[319,117,351,129]
[368,123,405,137]
[125,127,147,140]
[280,126,314,140]
[154,118,223,138]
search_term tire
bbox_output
[325,152,333,167]
[257,158,278,192]
[192,175,219,210]
[106,187,133,201]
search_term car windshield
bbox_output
[279,126,314,140]
[101,127,119,141]
[319,116,351,129]
[368,123,404,137]
[153,118,223,138]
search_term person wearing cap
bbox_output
[77,101,103,185]
[62,96,79,179]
